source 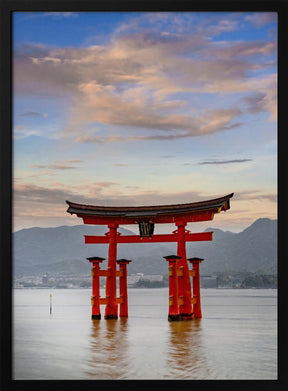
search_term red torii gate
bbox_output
[66,192,233,321]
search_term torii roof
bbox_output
[66,193,233,224]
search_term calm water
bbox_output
[13,288,277,380]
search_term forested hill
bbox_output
[13,218,277,276]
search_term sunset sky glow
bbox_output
[13,11,277,232]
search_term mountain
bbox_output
[187,218,277,275]
[13,218,277,276]
[13,225,136,275]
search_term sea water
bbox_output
[13,288,277,380]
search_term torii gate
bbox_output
[66,193,233,321]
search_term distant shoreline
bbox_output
[12,286,277,290]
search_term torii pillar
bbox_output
[163,255,182,321]
[87,256,105,320]
[175,221,193,320]
[105,223,119,319]
[188,257,204,318]
[117,259,131,318]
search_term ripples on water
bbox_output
[13,288,277,380]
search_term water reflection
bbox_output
[166,319,211,379]
[86,318,130,379]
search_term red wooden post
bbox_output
[105,224,119,319]
[163,255,182,321]
[175,221,193,320]
[188,257,204,318]
[87,256,105,320]
[117,259,131,318]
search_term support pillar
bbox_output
[87,256,105,320]
[175,221,193,319]
[105,223,119,319]
[163,255,182,321]
[188,257,204,318]
[117,259,131,318]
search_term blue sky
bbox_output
[13,11,277,232]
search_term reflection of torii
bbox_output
[66,193,233,321]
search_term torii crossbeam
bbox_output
[66,192,233,321]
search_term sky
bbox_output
[13,11,277,233]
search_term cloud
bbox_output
[65,159,83,163]
[13,13,277,142]
[14,183,73,204]
[233,190,277,203]
[31,164,76,170]
[14,30,276,97]
[18,12,79,22]
[42,12,79,19]
[13,125,41,138]
[204,40,276,61]
[14,182,207,209]
[198,159,253,165]
[30,160,83,170]
[13,180,276,232]
[14,181,119,210]
[13,182,214,231]
[242,92,266,114]
[19,111,48,118]
[30,164,46,169]
[49,164,78,170]
[92,181,118,187]
[240,76,277,120]
[245,13,277,27]
[199,17,239,36]
[14,182,274,226]
[74,100,242,143]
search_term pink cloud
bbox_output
[245,13,277,27]
[13,17,277,141]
